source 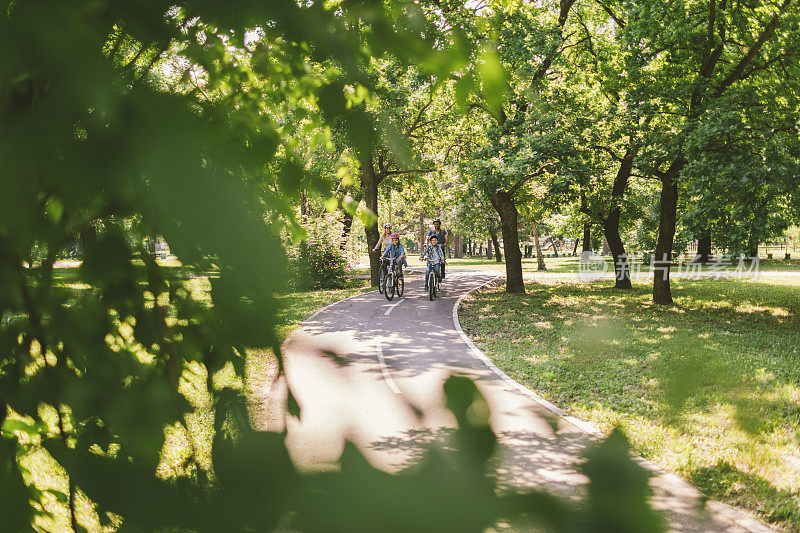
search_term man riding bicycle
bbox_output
[381,233,406,277]
[419,234,445,292]
[426,218,448,279]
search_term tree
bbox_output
[440,0,577,293]
[681,86,800,257]
[618,0,800,303]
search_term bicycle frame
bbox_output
[384,258,404,300]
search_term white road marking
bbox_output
[375,340,401,394]
[384,299,404,315]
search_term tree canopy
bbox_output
[2,0,800,530]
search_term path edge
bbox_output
[452,276,601,436]
[451,274,775,533]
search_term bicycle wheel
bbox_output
[378,266,385,294]
[428,272,435,300]
[397,274,404,297]
[385,271,395,301]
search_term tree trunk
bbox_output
[339,209,354,251]
[361,157,381,287]
[551,238,559,258]
[604,219,631,289]
[694,233,712,262]
[80,225,97,257]
[491,191,525,292]
[746,233,759,259]
[653,161,683,305]
[603,152,634,289]
[418,211,425,251]
[299,189,310,219]
[532,224,546,271]
[490,232,502,262]
[582,223,592,253]
[572,237,580,256]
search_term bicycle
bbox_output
[427,261,442,301]
[377,257,388,294]
[384,258,405,301]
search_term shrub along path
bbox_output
[259,269,771,532]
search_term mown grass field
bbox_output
[459,276,800,530]
[445,255,800,274]
[11,265,371,532]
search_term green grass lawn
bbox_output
[446,255,800,275]
[459,277,800,530]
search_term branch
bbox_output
[530,0,576,85]
[406,93,436,136]
[700,0,717,72]
[631,172,661,181]
[594,0,626,28]
[714,0,793,97]
[384,168,434,176]
[592,144,624,162]
[467,101,505,125]
[508,162,555,196]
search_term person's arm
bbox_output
[419,245,428,261]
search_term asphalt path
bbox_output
[260,269,773,532]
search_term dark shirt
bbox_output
[427,228,447,246]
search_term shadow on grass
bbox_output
[690,462,800,528]
[460,278,800,527]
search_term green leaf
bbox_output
[1,418,48,437]
[477,43,506,115]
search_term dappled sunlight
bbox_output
[734,302,790,317]
[461,276,800,524]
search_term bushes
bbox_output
[289,239,349,290]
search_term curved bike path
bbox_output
[259,269,772,533]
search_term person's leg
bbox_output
[424,263,432,289]
[441,260,445,279]
[434,263,441,283]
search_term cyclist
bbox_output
[373,223,393,254]
[381,233,406,278]
[419,234,445,292]
[426,218,449,279]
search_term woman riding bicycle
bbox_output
[374,223,394,291]
[373,223,393,254]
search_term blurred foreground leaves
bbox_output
[1,1,662,531]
